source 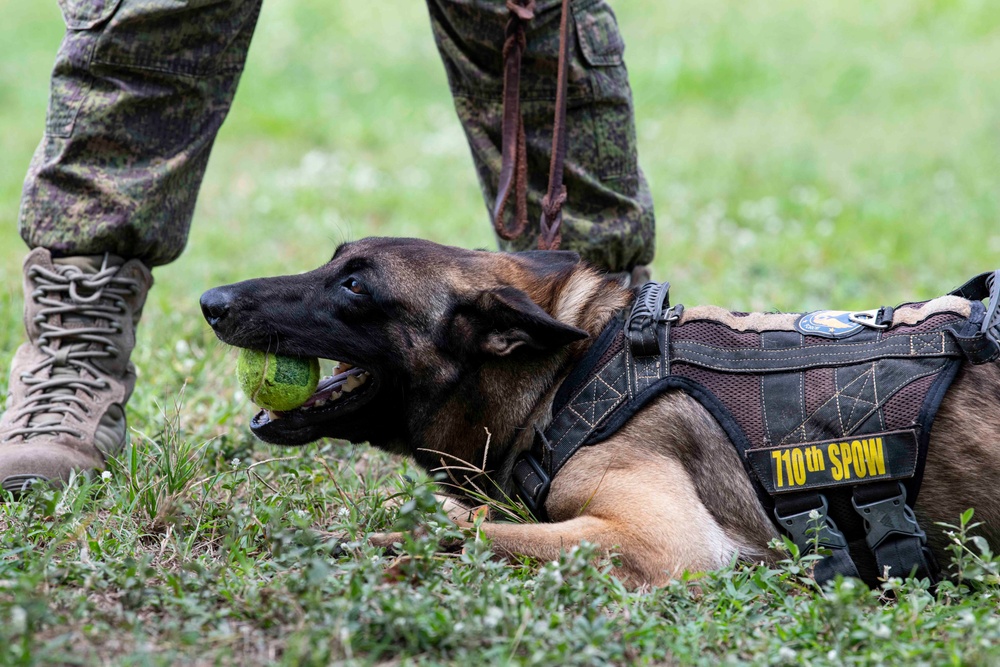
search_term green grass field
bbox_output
[1,0,1000,664]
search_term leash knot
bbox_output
[538,186,567,250]
[540,187,567,220]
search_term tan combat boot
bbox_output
[0,248,153,494]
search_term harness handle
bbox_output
[948,270,1000,363]
[984,271,1000,340]
[625,281,672,358]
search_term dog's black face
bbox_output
[201,237,587,457]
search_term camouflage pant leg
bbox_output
[426,0,655,272]
[19,0,262,268]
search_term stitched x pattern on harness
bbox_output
[550,351,628,471]
[769,357,953,447]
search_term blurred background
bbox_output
[2,0,999,389]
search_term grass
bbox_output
[2,0,1000,663]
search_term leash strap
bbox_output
[493,0,573,250]
[538,0,573,250]
[492,0,535,242]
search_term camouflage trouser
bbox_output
[21,0,654,272]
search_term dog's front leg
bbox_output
[462,442,747,588]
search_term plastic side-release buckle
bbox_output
[773,494,860,583]
[774,494,848,551]
[852,481,938,582]
[511,430,553,521]
[851,482,926,551]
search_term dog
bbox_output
[201,237,1000,587]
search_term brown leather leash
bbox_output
[493,0,573,251]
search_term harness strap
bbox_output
[513,282,675,517]
[625,282,677,396]
[672,333,966,374]
[512,428,552,518]
[625,281,670,351]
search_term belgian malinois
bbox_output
[200,237,1000,587]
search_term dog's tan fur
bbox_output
[204,238,1000,587]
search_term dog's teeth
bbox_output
[343,374,364,392]
[267,410,282,421]
[333,361,354,374]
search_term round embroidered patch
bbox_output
[795,310,867,338]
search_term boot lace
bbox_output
[3,257,141,441]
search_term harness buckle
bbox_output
[852,482,926,551]
[773,495,849,551]
[849,308,890,330]
[773,494,862,582]
[511,429,554,520]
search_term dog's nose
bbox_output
[200,286,233,329]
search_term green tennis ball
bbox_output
[236,349,320,411]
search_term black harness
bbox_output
[513,271,1000,585]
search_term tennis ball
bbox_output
[236,349,320,411]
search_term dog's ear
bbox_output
[451,286,588,357]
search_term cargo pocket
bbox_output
[91,0,261,78]
[57,0,124,30]
[573,0,625,68]
[570,0,638,185]
[45,0,125,137]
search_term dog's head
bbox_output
[201,237,621,469]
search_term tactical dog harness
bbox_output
[513,271,1000,585]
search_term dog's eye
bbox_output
[343,277,369,295]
